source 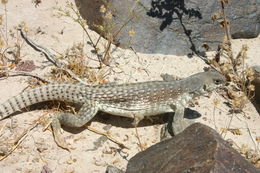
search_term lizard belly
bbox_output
[99,104,174,118]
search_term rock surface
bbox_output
[75,0,260,55]
[123,123,258,173]
[252,65,260,112]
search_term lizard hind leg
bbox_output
[51,102,99,150]
[132,114,144,127]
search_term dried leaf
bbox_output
[112,158,120,164]
[99,5,106,13]
[128,29,136,37]
[1,0,8,5]
[220,128,227,134]
[213,98,220,105]
[219,20,225,28]
[221,0,229,4]
[0,15,3,25]
[211,12,221,21]
[228,128,242,135]
[247,84,255,91]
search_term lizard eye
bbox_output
[214,79,221,85]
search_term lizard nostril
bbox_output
[203,84,207,91]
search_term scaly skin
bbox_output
[0,70,226,149]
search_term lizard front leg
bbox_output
[160,104,185,140]
[160,104,194,140]
[172,103,196,136]
[51,102,99,150]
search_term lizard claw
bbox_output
[53,134,72,152]
[51,117,71,152]
[160,119,195,141]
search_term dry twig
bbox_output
[134,126,145,151]
[0,121,40,161]
[84,125,130,149]
[0,69,50,83]
[18,28,89,85]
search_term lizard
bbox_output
[0,70,226,149]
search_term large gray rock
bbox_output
[107,123,258,173]
[75,0,260,55]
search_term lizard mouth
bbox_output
[202,84,219,93]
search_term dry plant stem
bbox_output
[221,113,234,138]
[85,125,130,149]
[100,12,138,67]
[0,70,50,83]
[57,67,90,85]
[134,126,144,151]
[213,104,218,132]
[114,15,135,39]
[0,121,40,161]
[94,35,102,48]
[220,0,236,72]
[245,122,259,153]
[102,40,112,66]
[19,29,59,66]
[0,46,11,62]
[0,121,7,138]
[69,5,96,50]
[4,3,8,43]
[18,29,89,85]
[220,1,232,43]
[57,3,104,68]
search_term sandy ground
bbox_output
[0,1,259,172]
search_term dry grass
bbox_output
[47,42,108,84]
[0,0,259,167]
[209,0,259,167]
[55,1,113,69]
[209,0,255,113]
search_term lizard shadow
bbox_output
[10,101,201,135]
[100,107,201,128]
[63,108,202,134]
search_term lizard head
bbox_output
[200,70,226,94]
[186,70,226,96]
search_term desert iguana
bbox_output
[0,70,225,149]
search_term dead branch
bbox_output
[0,69,50,83]
[18,28,89,85]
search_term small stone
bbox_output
[15,60,36,72]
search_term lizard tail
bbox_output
[0,84,84,120]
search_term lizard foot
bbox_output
[131,114,144,127]
[160,119,195,141]
[160,123,173,141]
[51,117,71,152]
[172,119,194,136]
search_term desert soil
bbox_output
[0,1,259,173]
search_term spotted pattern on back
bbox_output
[0,70,226,120]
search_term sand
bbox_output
[0,1,259,172]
